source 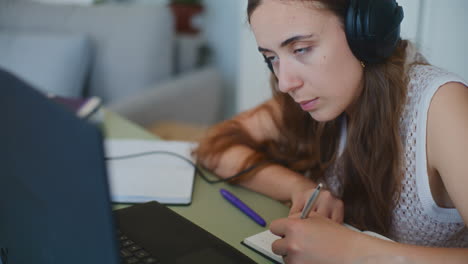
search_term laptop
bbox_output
[0,69,256,264]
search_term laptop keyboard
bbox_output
[118,230,160,264]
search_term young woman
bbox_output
[194,0,468,263]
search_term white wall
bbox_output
[418,0,468,80]
[201,0,242,118]
[236,0,270,113]
[102,0,242,118]
[397,0,421,41]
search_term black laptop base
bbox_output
[115,201,256,264]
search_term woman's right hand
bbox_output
[289,181,344,223]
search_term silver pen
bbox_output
[300,183,323,219]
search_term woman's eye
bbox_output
[266,55,278,63]
[294,47,311,55]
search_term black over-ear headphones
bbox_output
[346,0,404,64]
[262,0,404,74]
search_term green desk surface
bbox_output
[102,111,289,263]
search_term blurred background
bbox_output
[1,0,467,140]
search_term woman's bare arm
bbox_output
[197,98,316,201]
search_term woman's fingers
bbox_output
[289,199,304,215]
[315,204,330,219]
[271,235,289,257]
[289,189,345,223]
[331,200,344,223]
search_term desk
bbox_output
[102,111,289,263]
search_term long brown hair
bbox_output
[195,0,409,235]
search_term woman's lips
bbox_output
[299,98,319,111]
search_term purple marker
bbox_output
[220,188,266,227]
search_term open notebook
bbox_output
[242,224,393,264]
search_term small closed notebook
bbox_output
[242,224,393,264]
[104,139,197,205]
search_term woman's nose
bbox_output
[277,61,303,93]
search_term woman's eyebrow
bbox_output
[258,47,271,53]
[280,34,315,47]
[258,33,316,52]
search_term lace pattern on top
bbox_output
[389,65,468,247]
[323,64,468,247]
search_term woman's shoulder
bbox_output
[400,63,467,137]
[404,42,466,87]
[425,79,468,220]
[408,64,457,81]
[407,64,467,95]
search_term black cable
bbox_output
[105,151,272,184]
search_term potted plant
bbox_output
[170,0,204,34]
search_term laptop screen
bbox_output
[0,69,119,264]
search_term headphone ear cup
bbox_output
[345,0,404,64]
[345,0,361,60]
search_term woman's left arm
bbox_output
[426,81,468,222]
[358,82,468,263]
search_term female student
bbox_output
[194,0,468,263]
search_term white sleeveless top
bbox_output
[324,61,468,247]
